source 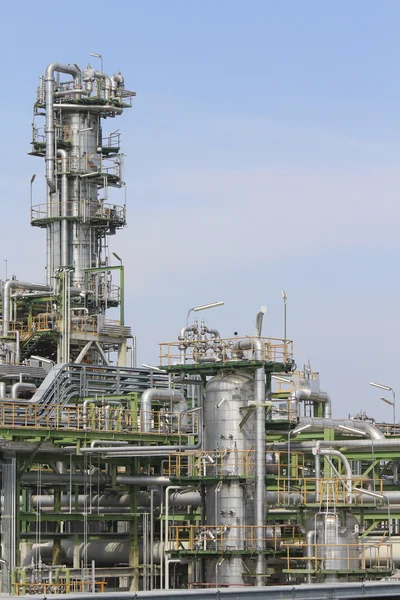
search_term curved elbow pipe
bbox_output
[292,417,384,440]
[314,446,353,504]
[232,337,263,361]
[45,63,80,193]
[140,388,185,433]
[295,386,332,419]
[3,281,51,336]
[111,73,124,94]
[12,382,36,399]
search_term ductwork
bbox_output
[31,490,201,509]
[57,149,69,267]
[232,317,266,585]
[314,447,352,504]
[23,539,165,568]
[140,388,186,433]
[45,63,80,193]
[3,281,52,336]
[11,382,36,399]
[294,380,332,419]
[291,417,384,440]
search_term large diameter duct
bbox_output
[140,388,187,433]
[232,334,266,586]
[31,491,201,509]
[23,540,165,568]
[294,379,332,419]
[291,417,384,440]
[44,63,80,193]
[3,281,51,336]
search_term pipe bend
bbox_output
[45,63,80,82]
[11,382,36,399]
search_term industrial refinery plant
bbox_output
[0,58,398,596]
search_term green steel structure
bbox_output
[0,58,397,596]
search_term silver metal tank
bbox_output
[203,372,256,585]
[306,512,360,582]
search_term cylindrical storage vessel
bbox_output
[203,372,255,585]
[306,512,360,582]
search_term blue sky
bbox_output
[1,0,400,416]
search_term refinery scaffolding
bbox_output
[0,58,397,595]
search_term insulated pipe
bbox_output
[11,382,36,399]
[295,387,332,419]
[306,530,316,583]
[31,490,201,509]
[0,382,5,397]
[110,73,124,95]
[314,447,352,504]
[21,473,171,485]
[140,388,186,433]
[93,71,112,99]
[291,417,384,440]
[232,334,265,586]
[45,63,80,193]
[53,104,123,114]
[80,408,203,456]
[57,149,69,267]
[280,438,400,451]
[3,281,51,336]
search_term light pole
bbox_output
[89,52,103,73]
[30,173,36,215]
[282,290,287,361]
[186,301,224,326]
[112,252,124,326]
[370,382,396,427]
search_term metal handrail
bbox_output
[159,335,294,367]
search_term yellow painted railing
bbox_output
[274,476,385,505]
[167,449,305,480]
[168,524,302,552]
[283,541,393,572]
[14,579,107,595]
[159,336,293,367]
[0,403,198,437]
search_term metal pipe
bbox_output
[11,382,36,399]
[232,332,265,585]
[45,63,80,193]
[3,281,51,336]
[306,530,316,583]
[314,446,352,504]
[110,73,124,95]
[291,417,384,440]
[81,407,203,456]
[140,388,186,433]
[295,387,332,419]
[52,104,123,114]
[57,149,69,267]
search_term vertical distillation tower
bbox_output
[30,62,135,363]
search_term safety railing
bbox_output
[159,336,294,367]
[283,541,393,573]
[167,449,306,480]
[32,125,72,146]
[13,579,107,595]
[274,476,385,505]
[10,314,56,339]
[0,403,198,437]
[31,200,125,224]
[168,450,255,479]
[167,524,302,552]
[102,131,121,150]
[267,397,298,422]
